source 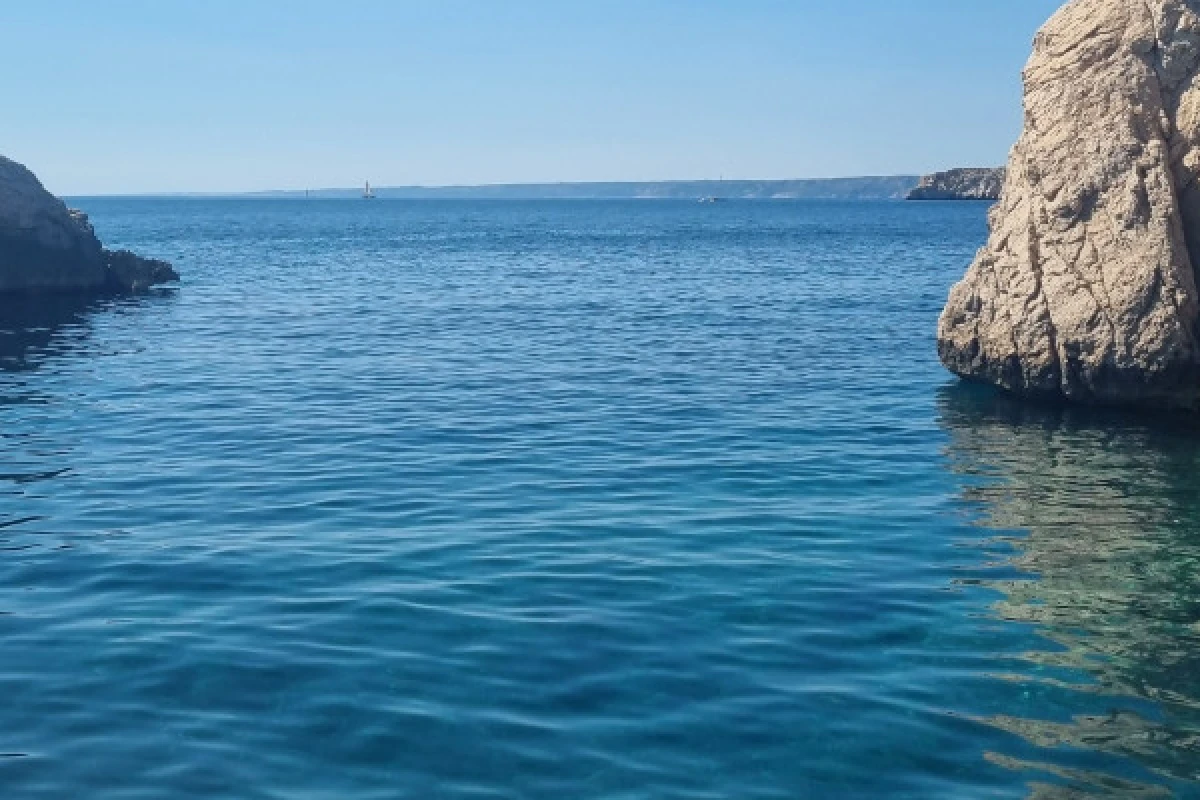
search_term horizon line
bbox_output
[62,173,942,199]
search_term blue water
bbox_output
[2,198,1199,799]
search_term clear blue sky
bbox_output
[7,0,1064,194]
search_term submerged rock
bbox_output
[939,0,1200,410]
[0,156,177,294]
[907,168,1006,201]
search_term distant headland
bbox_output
[906,168,1005,201]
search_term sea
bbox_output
[1,197,1199,799]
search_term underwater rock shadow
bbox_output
[937,383,1200,797]
[0,290,176,374]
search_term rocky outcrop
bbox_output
[102,249,177,292]
[907,168,1006,201]
[0,156,177,294]
[938,0,1200,410]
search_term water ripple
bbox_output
[0,198,1196,798]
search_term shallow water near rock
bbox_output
[1,197,1199,799]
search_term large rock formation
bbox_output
[938,0,1200,409]
[0,156,177,293]
[907,168,1006,201]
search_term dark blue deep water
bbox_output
[2,198,1200,799]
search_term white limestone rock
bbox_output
[939,0,1200,409]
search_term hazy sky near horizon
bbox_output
[8,0,1064,195]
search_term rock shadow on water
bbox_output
[0,290,176,553]
[0,290,175,374]
[938,383,1200,798]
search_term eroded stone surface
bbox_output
[938,0,1200,409]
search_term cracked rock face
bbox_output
[0,155,177,294]
[938,0,1200,409]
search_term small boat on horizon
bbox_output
[699,175,727,204]
[363,181,377,200]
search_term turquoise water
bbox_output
[2,198,1199,799]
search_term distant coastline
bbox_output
[93,176,924,201]
[252,177,922,200]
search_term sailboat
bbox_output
[363,181,377,200]
[699,175,726,204]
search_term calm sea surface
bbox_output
[2,198,1199,799]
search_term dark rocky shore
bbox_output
[938,0,1200,411]
[907,168,1005,201]
[0,156,177,294]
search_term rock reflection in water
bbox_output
[0,290,175,372]
[939,384,1200,799]
[0,292,169,548]
[0,294,106,372]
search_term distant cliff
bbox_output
[906,168,1005,201]
[0,156,177,293]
